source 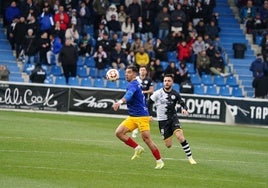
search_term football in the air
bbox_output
[106,68,119,81]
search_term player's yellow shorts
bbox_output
[121,116,151,132]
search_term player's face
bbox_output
[163,77,173,90]
[125,68,137,82]
[139,67,147,76]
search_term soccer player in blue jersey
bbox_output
[148,74,197,165]
[113,65,164,169]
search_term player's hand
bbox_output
[149,116,153,122]
[112,102,120,111]
[182,109,189,116]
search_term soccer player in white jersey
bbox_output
[148,74,197,165]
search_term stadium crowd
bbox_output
[1,0,222,84]
[1,0,267,96]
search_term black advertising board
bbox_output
[0,83,69,111]
[69,88,128,115]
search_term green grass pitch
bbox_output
[0,110,267,188]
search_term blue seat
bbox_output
[23,63,35,74]
[89,67,96,78]
[93,78,105,87]
[80,77,92,87]
[226,76,238,87]
[219,86,231,96]
[186,63,195,74]
[160,61,169,70]
[232,87,244,97]
[194,85,205,95]
[190,74,201,85]
[68,77,80,86]
[173,83,180,91]
[214,75,225,86]
[77,57,84,67]
[155,82,163,90]
[50,65,63,76]
[106,81,118,89]
[55,76,66,85]
[9,76,24,82]
[44,76,53,84]
[85,57,96,67]
[118,80,128,89]
[201,74,213,86]
[206,85,218,96]
[118,69,125,80]
[76,66,88,78]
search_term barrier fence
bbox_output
[0,82,267,126]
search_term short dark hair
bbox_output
[164,74,174,81]
[127,65,138,73]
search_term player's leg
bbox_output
[174,129,197,164]
[115,117,144,159]
[131,128,139,138]
[139,117,164,169]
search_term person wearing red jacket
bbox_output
[54,5,69,31]
[177,39,193,62]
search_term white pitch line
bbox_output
[1,164,267,186]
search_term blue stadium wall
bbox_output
[0,81,267,126]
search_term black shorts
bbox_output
[158,116,182,140]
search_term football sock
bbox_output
[152,149,161,160]
[181,140,192,158]
[125,137,138,148]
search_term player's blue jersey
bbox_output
[125,79,149,116]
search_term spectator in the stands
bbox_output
[58,38,78,83]
[164,61,181,83]
[206,42,217,58]
[95,32,112,58]
[39,31,50,65]
[154,38,167,61]
[135,46,150,68]
[259,1,268,28]
[65,23,79,46]
[177,40,194,62]
[127,0,141,24]
[54,5,69,32]
[121,16,135,40]
[78,33,92,57]
[5,1,21,26]
[46,33,62,65]
[141,0,158,24]
[202,0,216,24]
[209,50,230,77]
[240,0,257,33]
[130,36,143,53]
[143,19,154,41]
[38,2,54,34]
[77,0,91,33]
[13,16,27,60]
[27,14,40,36]
[195,20,206,37]
[110,43,127,69]
[152,58,164,82]
[134,16,145,40]
[196,50,211,76]
[170,3,186,34]
[22,28,39,64]
[93,45,108,78]
[181,0,194,24]
[127,50,135,65]
[107,14,122,39]
[93,0,109,29]
[29,63,46,83]
[156,6,170,40]
[260,33,268,62]
[177,61,190,84]
[21,0,39,19]
[121,33,131,53]
[250,54,268,78]
[118,4,127,25]
[192,35,206,68]
[110,33,119,49]
[94,22,108,41]
[0,64,10,81]
[205,20,220,41]
[106,4,118,21]
[192,1,204,26]
[144,38,155,59]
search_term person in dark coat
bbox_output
[30,63,46,83]
[13,16,27,59]
[58,38,78,83]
